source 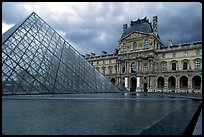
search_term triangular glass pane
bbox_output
[2,12,120,94]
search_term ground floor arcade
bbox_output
[109,74,202,93]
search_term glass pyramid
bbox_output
[2,12,120,94]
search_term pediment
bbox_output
[122,31,151,41]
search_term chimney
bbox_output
[123,24,127,33]
[168,39,173,47]
[114,49,119,55]
[102,51,107,55]
[90,53,95,58]
[153,16,158,36]
[85,54,90,59]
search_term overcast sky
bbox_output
[2,2,202,55]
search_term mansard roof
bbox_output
[121,17,153,39]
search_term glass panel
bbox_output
[2,12,119,94]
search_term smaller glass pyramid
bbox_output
[2,12,120,94]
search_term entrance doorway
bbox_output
[130,77,136,92]
[144,83,147,92]
[180,76,188,89]
[192,75,201,89]
[111,78,116,85]
[157,77,164,89]
[168,76,176,89]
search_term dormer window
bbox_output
[183,50,188,57]
[172,51,176,58]
[144,40,148,49]
[133,42,137,50]
[196,49,200,56]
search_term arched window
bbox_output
[195,61,201,69]
[144,40,148,49]
[172,63,176,70]
[133,42,137,50]
[131,62,136,73]
[183,62,188,70]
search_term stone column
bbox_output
[188,75,192,93]
[149,76,153,92]
[150,60,153,71]
[114,66,117,74]
[126,61,129,73]
[155,76,158,92]
[138,61,140,71]
[148,60,151,71]
[136,76,141,92]
[117,61,121,85]
[125,77,128,89]
[176,75,180,93]
[164,75,168,92]
[137,58,142,72]
[153,76,156,92]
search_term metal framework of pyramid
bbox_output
[2,12,120,94]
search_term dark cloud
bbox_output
[2,2,30,24]
[155,2,202,45]
[2,2,202,55]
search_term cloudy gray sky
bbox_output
[2,2,202,55]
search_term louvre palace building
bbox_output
[85,16,202,93]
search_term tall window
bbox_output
[172,63,176,70]
[172,51,176,58]
[143,63,148,71]
[131,62,136,73]
[122,66,125,73]
[162,53,165,59]
[161,62,167,71]
[144,40,148,49]
[123,44,127,52]
[183,62,188,70]
[133,42,137,50]
[102,67,105,74]
[183,50,188,57]
[195,61,201,69]
[196,49,200,56]
[109,60,111,64]
[108,66,112,74]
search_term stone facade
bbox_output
[86,16,202,93]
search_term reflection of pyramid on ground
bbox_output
[2,12,120,94]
